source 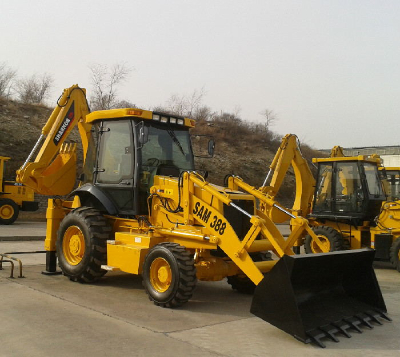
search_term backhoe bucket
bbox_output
[251,249,390,348]
[38,149,77,196]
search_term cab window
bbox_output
[97,120,134,184]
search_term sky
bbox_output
[1,0,399,149]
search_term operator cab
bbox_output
[80,109,196,216]
[311,157,386,223]
[383,167,400,201]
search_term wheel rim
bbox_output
[0,204,14,220]
[149,257,172,292]
[63,226,85,265]
[311,235,331,253]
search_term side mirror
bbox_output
[191,134,215,158]
[137,122,149,147]
[208,139,215,157]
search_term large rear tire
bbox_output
[142,243,197,308]
[0,198,19,225]
[305,226,343,254]
[389,237,400,272]
[56,207,111,283]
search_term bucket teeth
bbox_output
[305,310,390,348]
[355,313,373,329]
[319,326,340,342]
[305,330,327,348]
[344,317,363,333]
[60,142,77,154]
[378,311,392,322]
[332,321,352,338]
[365,310,383,325]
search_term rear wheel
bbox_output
[142,243,197,307]
[305,226,343,254]
[389,237,400,272]
[0,199,19,225]
[56,207,111,282]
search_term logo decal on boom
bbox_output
[53,102,75,145]
[193,201,226,235]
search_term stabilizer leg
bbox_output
[42,251,61,275]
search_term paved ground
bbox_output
[1,222,292,241]
[0,221,46,241]
[0,222,399,356]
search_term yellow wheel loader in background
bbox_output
[262,134,400,272]
[16,85,390,348]
[0,156,38,224]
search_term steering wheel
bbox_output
[147,158,160,167]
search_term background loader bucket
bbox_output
[250,249,390,348]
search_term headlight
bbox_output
[161,116,168,123]
[169,117,177,124]
[177,119,184,125]
[153,114,160,121]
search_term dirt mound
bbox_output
[0,97,322,211]
[0,97,51,179]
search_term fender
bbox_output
[72,183,118,215]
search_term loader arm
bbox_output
[16,85,92,196]
[227,175,329,254]
[151,172,325,285]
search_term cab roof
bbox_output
[313,155,382,164]
[85,108,195,128]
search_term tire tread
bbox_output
[57,207,111,283]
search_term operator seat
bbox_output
[156,164,180,177]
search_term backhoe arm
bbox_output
[16,85,91,196]
[330,145,345,157]
[259,134,316,220]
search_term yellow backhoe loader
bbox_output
[382,167,400,201]
[16,85,390,348]
[262,134,400,273]
[0,156,38,224]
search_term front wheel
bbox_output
[305,226,343,254]
[56,207,112,282]
[142,243,197,308]
[0,199,19,225]
[390,237,400,272]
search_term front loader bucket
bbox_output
[250,249,390,348]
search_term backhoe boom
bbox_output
[16,85,91,195]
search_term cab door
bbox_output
[95,120,136,215]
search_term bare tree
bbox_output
[260,109,277,131]
[165,88,205,117]
[165,94,186,115]
[0,63,17,99]
[113,99,137,109]
[15,73,53,104]
[89,63,131,110]
[193,105,217,121]
[218,111,242,125]
[187,88,205,117]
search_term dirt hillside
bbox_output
[0,97,323,214]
